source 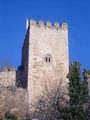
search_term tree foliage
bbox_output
[68,61,89,120]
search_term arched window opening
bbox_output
[45,54,52,63]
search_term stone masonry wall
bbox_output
[0,67,16,87]
[17,28,29,88]
[27,20,69,103]
[0,67,28,119]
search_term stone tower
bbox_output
[18,19,69,103]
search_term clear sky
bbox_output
[0,0,90,70]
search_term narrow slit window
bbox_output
[46,57,47,62]
[49,57,50,62]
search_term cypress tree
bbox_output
[82,69,89,102]
[68,61,86,120]
[82,69,90,120]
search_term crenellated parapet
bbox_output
[1,66,15,72]
[30,19,36,26]
[39,20,45,27]
[2,66,7,72]
[46,21,52,27]
[61,23,68,29]
[26,19,68,30]
[54,22,60,28]
[9,66,16,71]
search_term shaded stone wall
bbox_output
[17,28,29,88]
[27,20,69,103]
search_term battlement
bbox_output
[1,66,15,72]
[27,19,68,30]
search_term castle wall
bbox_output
[17,28,29,88]
[27,20,69,103]
[21,28,29,87]
[0,70,16,87]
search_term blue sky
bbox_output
[0,0,90,69]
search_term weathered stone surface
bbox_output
[0,70,16,87]
[20,19,69,103]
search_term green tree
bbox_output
[68,61,86,120]
[5,112,17,120]
[82,69,90,120]
[82,69,89,102]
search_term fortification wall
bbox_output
[0,67,16,87]
[27,20,69,103]
[17,28,29,88]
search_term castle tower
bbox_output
[20,19,69,103]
